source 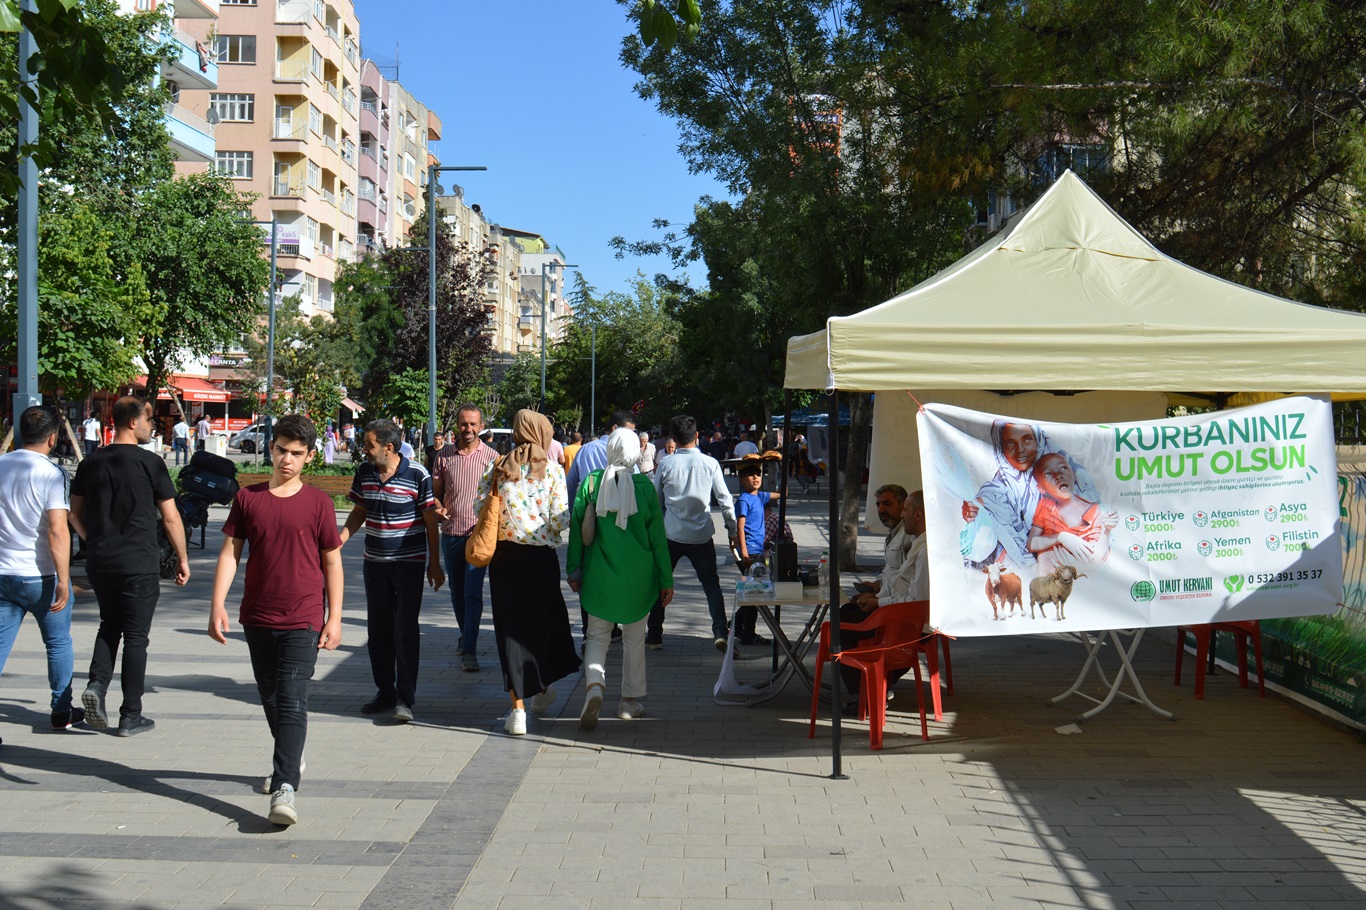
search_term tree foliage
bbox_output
[332,212,496,428]
[0,0,174,202]
[240,296,349,422]
[122,173,271,398]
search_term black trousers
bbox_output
[244,626,318,792]
[87,572,160,719]
[363,560,425,707]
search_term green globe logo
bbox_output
[1130,580,1156,602]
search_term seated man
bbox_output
[838,485,927,708]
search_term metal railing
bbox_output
[324,25,339,45]
[323,134,338,152]
[273,118,306,140]
[274,59,308,81]
[272,178,306,198]
[325,82,339,100]
[165,102,215,137]
[276,0,310,24]
[358,184,376,202]
[359,143,376,159]
[322,188,337,206]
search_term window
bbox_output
[214,35,257,65]
[215,151,253,179]
[402,153,415,181]
[308,103,322,136]
[304,217,319,244]
[307,160,321,190]
[209,93,255,122]
[310,48,324,80]
[221,0,257,5]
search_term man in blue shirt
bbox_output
[647,414,737,652]
[565,409,636,502]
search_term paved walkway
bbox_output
[1,492,1364,909]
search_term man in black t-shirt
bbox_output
[71,396,189,737]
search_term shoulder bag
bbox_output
[465,487,503,567]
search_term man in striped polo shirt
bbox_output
[432,404,498,672]
[340,418,444,722]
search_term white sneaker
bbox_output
[504,707,527,736]
[268,783,297,826]
[580,685,604,731]
[528,686,557,714]
[261,757,305,795]
[617,698,645,720]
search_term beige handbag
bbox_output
[465,488,502,567]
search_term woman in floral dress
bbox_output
[476,409,580,735]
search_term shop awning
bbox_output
[342,396,365,414]
[134,375,231,403]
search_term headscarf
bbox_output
[596,428,641,530]
[492,409,552,484]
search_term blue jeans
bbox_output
[648,539,729,641]
[440,533,487,655]
[172,437,189,465]
[244,625,317,792]
[0,575,75,714]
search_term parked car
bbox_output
[228,421,268,454]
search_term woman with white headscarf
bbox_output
[566,428,673,730]
[961,419,1098,570]
[476,410,579,736]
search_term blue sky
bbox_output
[351,0,729,297]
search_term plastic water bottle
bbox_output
[817,551,829,593]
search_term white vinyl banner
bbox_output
[917,397,1343,637]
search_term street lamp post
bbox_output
[13,0,40,440]
[539,260,579,412]
[589,323,596,434]
[245,218,279,461]
[424,164,486,446]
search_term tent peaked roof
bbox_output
[784,169,1366,398]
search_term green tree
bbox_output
[240,296,350,422]
[0,0,174,203]
[119,173,271,398]
[496,353,545,423]
[547,273,683,432]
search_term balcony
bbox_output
[274,59,308,82]
[360,142,376,159]
[325,82,340,101]
[360,100,377,114]
[322,188,337,207]
[273,118,306,140]
[323,134,338,153]
[275,236,315,259]
[163,103,214,164]
[342,88,357,115]
[316,293,334,312]
[276,0,311,24]
[320,243,334,259]
[324,25,339,46]
[341,195,354,216]
[164,27,217,92]
[344,39,359,68]
[341,140,355,163]
[358,184,376,202]
[272,178,307,199]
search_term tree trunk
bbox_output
[837,391,873,571]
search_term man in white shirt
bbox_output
[637,431,656,474]
[647,414,738,652]
[0,406,82,729]
[171,416,190,465]
[195,414,212,452]
[81,412,102,457]
[839,485,927,702]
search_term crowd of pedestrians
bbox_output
[1,397,788,829]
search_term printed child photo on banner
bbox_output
[917,397,1344,638]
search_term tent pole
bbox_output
[775,389,793,675]
[827,389,847,780]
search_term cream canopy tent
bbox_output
[784,170,1366,402]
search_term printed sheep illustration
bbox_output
[983,563,1023,620]
[1030,565,1085,620]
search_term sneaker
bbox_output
[116,715,155,737]
[268,783,298,826]
[51,707,85,730]
[361,695,397,714]
[579,686,604,731]
[617,699,645,720]
[504,707,527,736]
[461,652,480,673]
[644,638,663,651]
[81,684,108,730]
[261,757,306,795]
[713,637,728,654]
[528,687,557,714]
[394,703,414,723]
[737,633,771,647]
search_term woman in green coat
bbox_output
[567,428,673,730]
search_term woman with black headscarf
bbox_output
[475,410,580,735]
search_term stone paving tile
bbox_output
[5,498,1366,908]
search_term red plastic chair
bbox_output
[1174,621,1265,698]
[807,601,948,748]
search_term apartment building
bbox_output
[386,81,442,246]
[436,194,523,360]
[355,58,392,254]
[504,229,573,350]
[175,0,364,317]
[119,0,221,165]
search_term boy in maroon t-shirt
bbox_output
[208,415,343,827]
